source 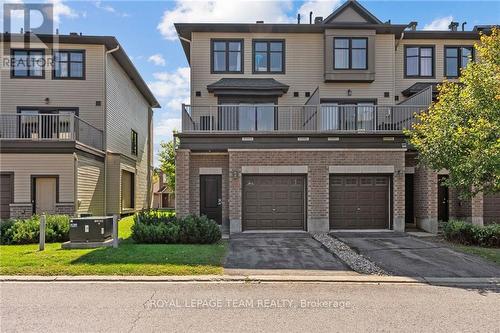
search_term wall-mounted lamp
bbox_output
[230,170,240,179]
[347,89,352,96]
[44,97,50,104]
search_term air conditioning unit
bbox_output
[69,216,113,242]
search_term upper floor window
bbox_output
[445,46,473,78]
[334,38,367,70]
[131,129,138,156]
[253,40,285,73]
[11,49,44,78]
[211,40,243,73]
[405,46,434,78]
[53,50,85,79]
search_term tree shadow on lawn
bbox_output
[69,241,228,266]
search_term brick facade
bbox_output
[9,203,33,219]
[55,203,75,216]
[176,149,406,234]
[413,166,438,233]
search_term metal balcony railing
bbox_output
[0,113,104,150]
[181,104,426,133]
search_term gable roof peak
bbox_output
[322,0,383,25]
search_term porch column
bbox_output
[414,166,438,233]
[175,149,190,218]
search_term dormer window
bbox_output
[333,38,367,70]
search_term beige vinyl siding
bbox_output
[395,38,478,102]
[106,55,150,211]
[190,31,396,113]
[105,153,121,214]
[0,154,75,203]
[76,154,105,215]
[0,42,106,130]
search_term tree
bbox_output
[158,135,178,192]
[408,28,500,197]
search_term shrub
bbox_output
[0,215,70,245]
[135,209,175,225]
[443,220,500,247]
[131,213,221,244]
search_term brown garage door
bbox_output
[243,175,305,231]
[1,174,13,219]
[330,175,390,229]
[484,194,500,225]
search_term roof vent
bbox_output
[408,21,418,31]
[314,16,323,24]
[69,32,78,36]
[448,21,459,31]
[256,20,264,24]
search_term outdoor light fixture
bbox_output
[347,89,352,96]
[44,97,50,104]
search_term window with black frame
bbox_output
[445,46,473,78]
[11,49,44,78]
[405,46,434,77]
[131,130,138,156]
[334,38,367,70]
[53,50,85,79]
[211,40,243,73]
[253,40,284,73]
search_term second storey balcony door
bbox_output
[218,104,276,131]
[320,102,375,131]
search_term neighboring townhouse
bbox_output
[0,32,160,219]
[174,0,499,234]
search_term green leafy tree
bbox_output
[408,28,500,197]
[158,134,178,191]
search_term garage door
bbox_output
[1,174,13,219]
[329,175,390,229]
[242,175,305,231]
[484,194,500,225]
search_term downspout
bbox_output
[394,30,407,103]
[103,44,120,215]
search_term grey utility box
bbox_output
[69,216,113,242]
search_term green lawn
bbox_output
[451,244,500,265]
[0,216,228,276]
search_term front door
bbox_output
[438,175,449,222]
[35,177,56,214]
[200,175,222,224]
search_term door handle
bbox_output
[356,207,361,211]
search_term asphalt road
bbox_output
[1,282,499,333]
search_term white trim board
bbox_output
[241,166,308,174]
[329,165,395,174]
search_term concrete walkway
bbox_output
[332,231,500,278]
[224,232,354,276]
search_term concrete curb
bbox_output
[1,275,498,286]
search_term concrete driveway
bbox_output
[332,231,500,278]
[224,233,353,275]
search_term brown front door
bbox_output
[200,175,222,224]
[438,175,449,222]
[242,175,306,231]
[35,177,56,214]
[329,175,390,229]
[483,194,500,225]
[1,174,13,219]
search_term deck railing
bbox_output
[181,104,427,133]
[0,113,103,150]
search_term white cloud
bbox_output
[94,1,130,17]
[157,0,294,40]
[48,0,79,23]
[297,0,341,20]
[148,66,190,110]
[423,16,453,31]
[154,117,182,138]
[148,53,166,66]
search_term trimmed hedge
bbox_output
[131,213,221,244]
[0,215,70,245]
[443,220,500,247]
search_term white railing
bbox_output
[181,104,427,133]
[0,113,103,150]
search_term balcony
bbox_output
[0,114,103,151]
[181,104,426,134]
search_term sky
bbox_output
[1,0,499,165]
